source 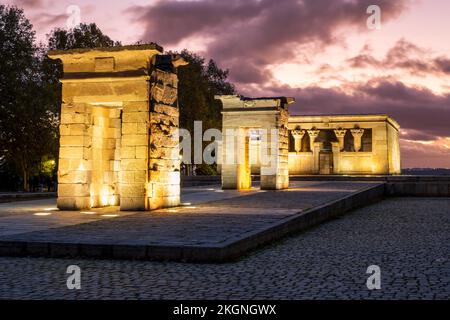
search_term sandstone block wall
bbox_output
[217,95,294,190]
[50,45,185,211]
[287,115,401,175]
[148,61,181,210]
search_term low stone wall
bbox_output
[385,178,450,197]
[290,175,450,197]
[181,175,450,197]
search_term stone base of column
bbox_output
[261,174,289,190]
[57,196,91,210]
[149,195,180,210]
[221,164,252,190]
[120,197,146,211]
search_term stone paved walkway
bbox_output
[0,197,448,299]
[0,181,377,246]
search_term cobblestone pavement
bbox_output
[0,197,448,299]
[0,181,377,246]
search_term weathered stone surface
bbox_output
[150,146,179,160]
[51,47,184,211]
[120,197,146,211]
[121,134,148,147]
[153,104,178,117]
[121,159,147,171]
[149,159,180,171]
[154,69,178,88]
[150,134,178,148]
[56,196,90,210]
[58,183,90,197]
[151,83,177,105]
[122,112,149,123]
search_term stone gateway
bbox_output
[49,45,187,211]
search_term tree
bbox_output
[0,5,59,191]
[45,23,121,110]
[177,50,235,134]
[175,50,236,174]
[47,23,121,50]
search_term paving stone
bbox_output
[0,197,448,299]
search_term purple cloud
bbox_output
[128,0,408,84]
[239,79,450,140]
[348,39,450,75]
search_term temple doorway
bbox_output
[319,151,333,175]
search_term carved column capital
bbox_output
[350,129,364,152]
[291,129,306,139]
[291,129,305,153]
[350,128,364,138]
[334,129,347,151]
[334,129,347,138]
[307,129,320,141]
[307,129,320,152]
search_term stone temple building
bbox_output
[216,96,401,191]
[287,114,401,175]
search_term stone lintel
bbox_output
[216,95,295,112]
[289,114,400,131]
[48,44,165,80]
[48,43,163,56]
[60,70,150,81]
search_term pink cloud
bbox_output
[128,0,408,84]
[348,39,450,76]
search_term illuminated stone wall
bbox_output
[148,56,182,210]
[217,95,294,190]
[50,45,186,211]
[287,115,401,175]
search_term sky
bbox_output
[7,0,450,168]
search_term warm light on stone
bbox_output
[216,95,295,190]
[287,115,401,175]
[219,113,401,177]
[49,45,187,211]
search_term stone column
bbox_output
[333,129,347,151]
[312,142,323,174]
[148,56,185,210]
[236,129,251,190]
[307,129,320,145]
[57,103,92,210]
[331,141,340,174]
[221,127,239,189]
[120,101,150,210]
[260,115,290,190]
[351,129,365,152]
[291,129,305,153]
[307,129,320,174]
[220,126,252,190]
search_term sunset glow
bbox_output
[9,0,450,168]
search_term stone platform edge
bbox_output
[0,180,448,262]
[0,183,387,263]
